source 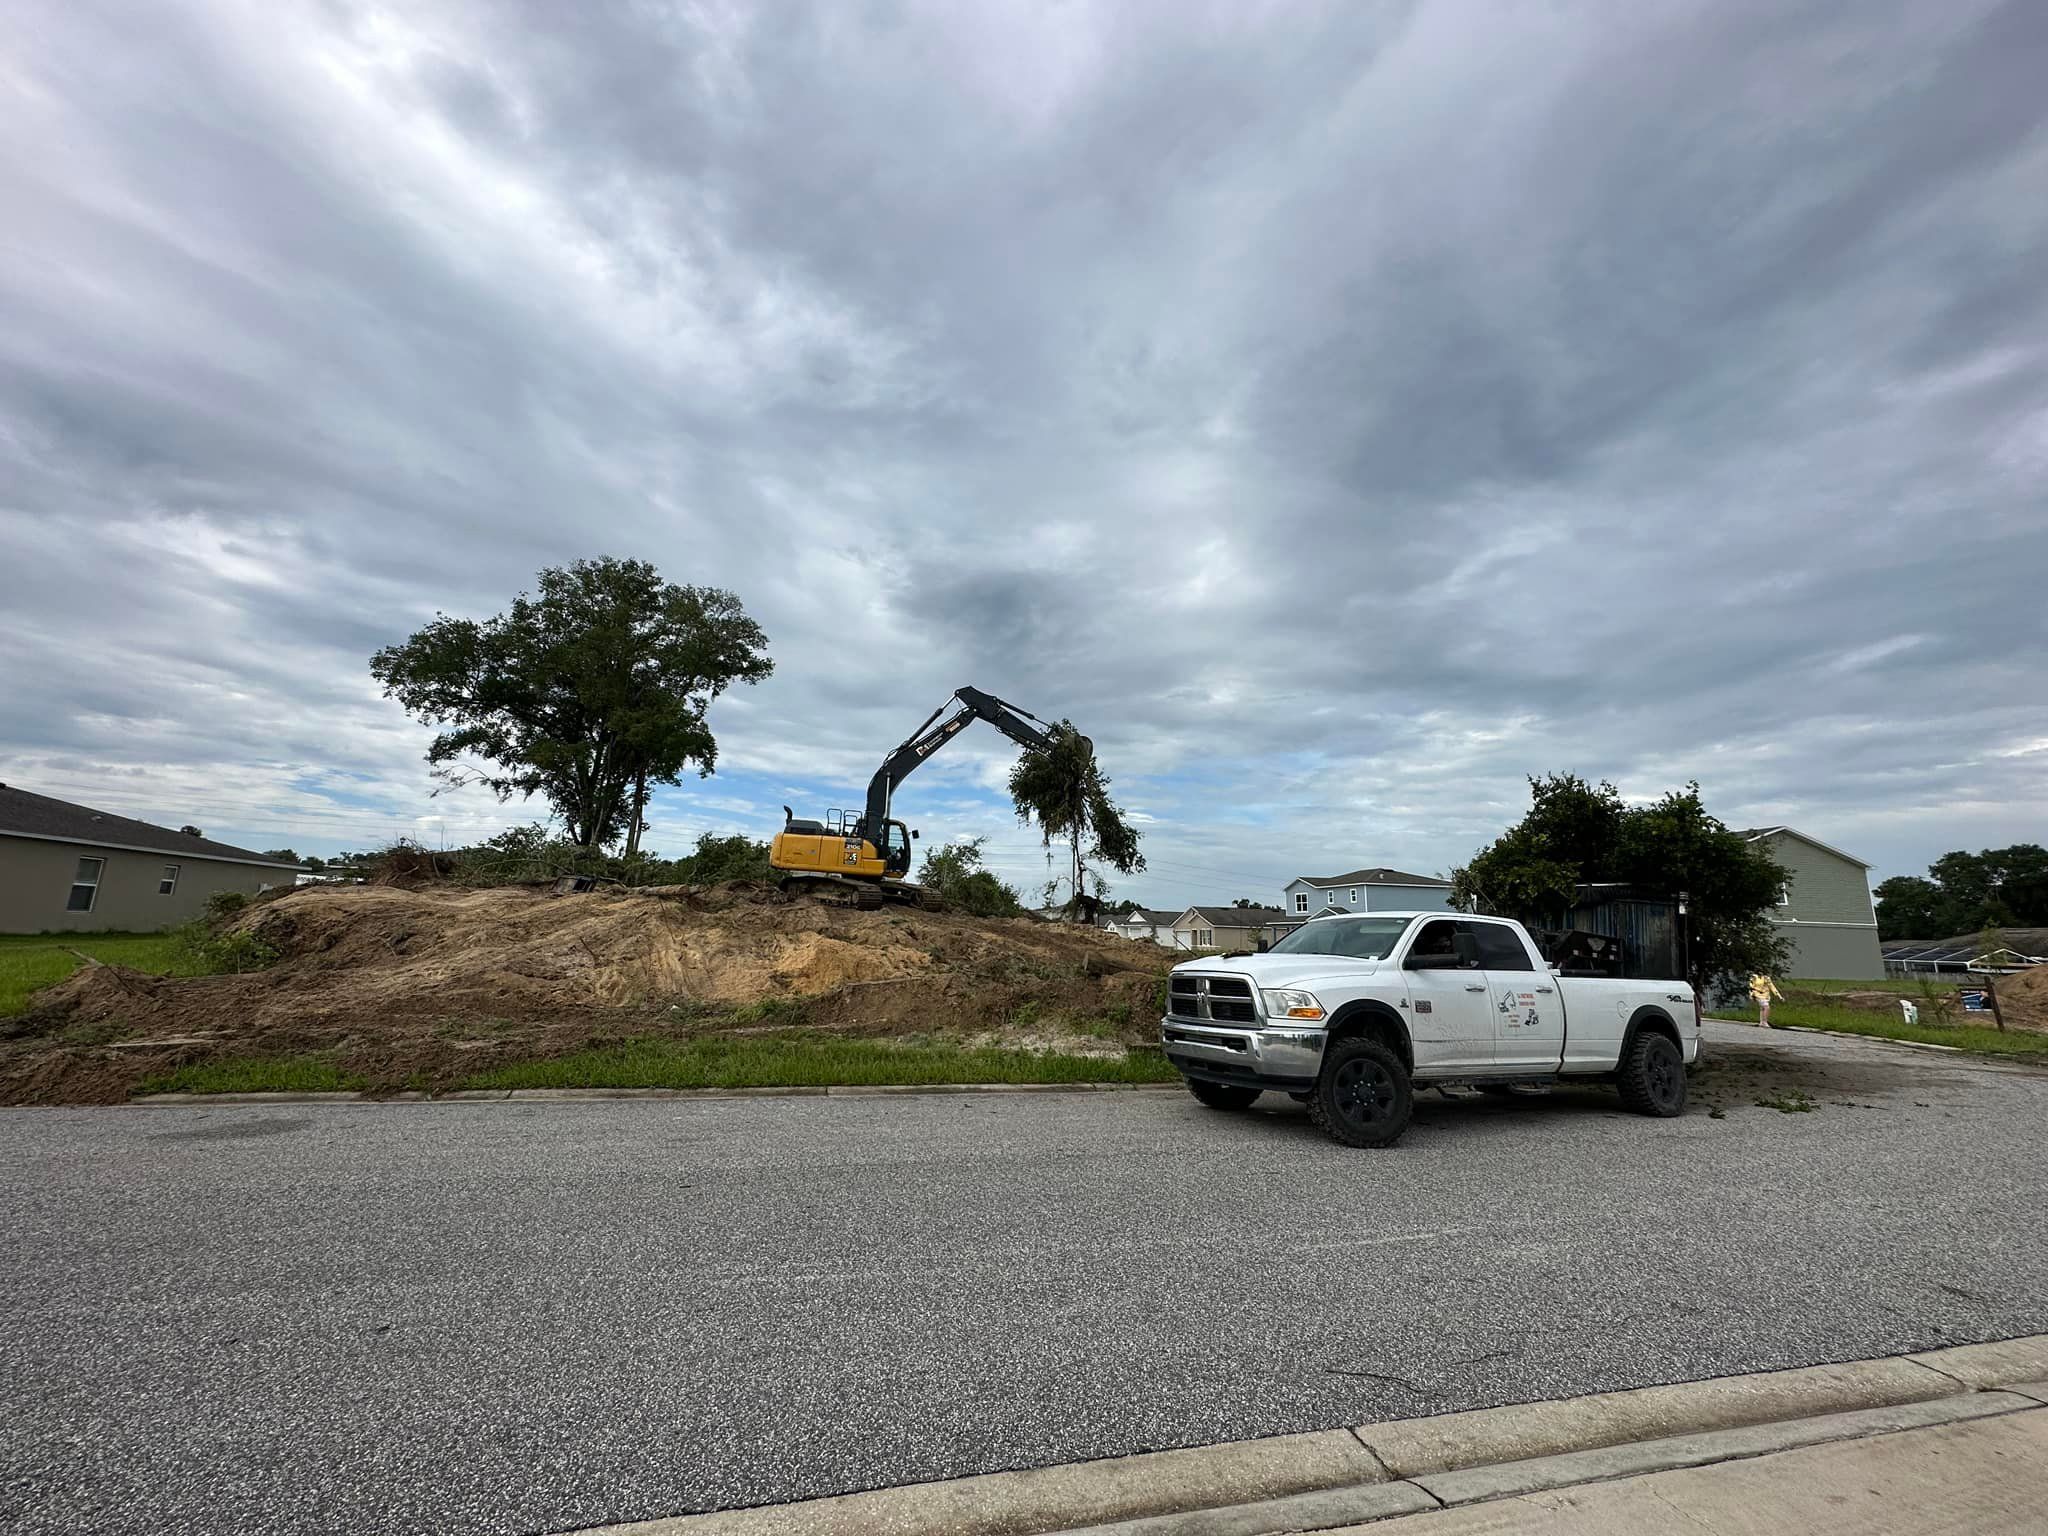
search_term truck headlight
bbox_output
[1261,988,1325,1020]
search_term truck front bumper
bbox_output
[1160,1016,1327,1091]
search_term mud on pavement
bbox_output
[0,882,1173,1104]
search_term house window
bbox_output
[67,856,105,913]
[1294,892,1308,913]
[1197,928,1214,948]
[160,864,181,896]
[1350,888,1358,903]
[1777,885,1790,908]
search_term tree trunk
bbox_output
[625,768,648,858]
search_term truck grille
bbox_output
[1168,975,1258,1023]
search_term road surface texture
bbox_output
[4,1022,2045,1536]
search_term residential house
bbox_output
[0,783,301,934]
[1277,867,1454,928]
[1102,908,1180,948]
[1169,906,1287,953]
[1741,827,1884,980]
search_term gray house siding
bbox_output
[1752,829,1882,980]
[1775,924,1886,981]
[1282,877,1451,915]
[1364,885,1450,912]
[0,835,283,934]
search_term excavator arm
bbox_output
[861,686,1085,840]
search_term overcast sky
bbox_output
[3,0,2044,909]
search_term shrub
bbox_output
[169,920,280,976]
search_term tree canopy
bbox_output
[371,558,771,850]
[1451,774,1787,993]
[1007,722,1145,920]
[916,837,1023,918]
[1875,844,2048,939]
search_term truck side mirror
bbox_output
[911,828,919,839]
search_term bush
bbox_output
[917,838,1022,916]
[443,825,773,889]
[205,890,249,920]
[169,919,279,976]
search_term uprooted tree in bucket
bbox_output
[1008,722,1145,922]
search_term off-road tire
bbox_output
[1187,1078,1261,1112]
[1616,1030,1687,1117]
[1307,1037,1412,1148]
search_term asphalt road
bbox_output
[4,1023,2046,1536]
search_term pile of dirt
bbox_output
[1995,966,2048,1032]
[1,882,1174,1103]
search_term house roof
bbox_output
[1178,905,1287,926]
[1102,908,1177,927]
[1738,826,1871,869]
[1296,867,1452,889]
[0,784,300,869]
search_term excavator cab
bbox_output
[770,686,1067,909]
[769,808,918,908]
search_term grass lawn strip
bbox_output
[1721,1001,2048,1058]
[0,934,202,1017]
[464,1033,1179,1091]
[135,1033,1179,1098]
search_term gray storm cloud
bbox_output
[1,0,2043,898]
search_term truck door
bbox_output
[1472,921,1565,1070]
[1399,919,1495,1070]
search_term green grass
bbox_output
[461,1032,1181,1092]
[0,933,204,1016]
[1790,977,1953,996]
[1722,1001,2048,1058]
[135,1056,367,1096]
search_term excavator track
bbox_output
[779,873,885,910]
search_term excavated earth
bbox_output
[0,882,1174,1103]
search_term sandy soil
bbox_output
[0,882,1173,1103]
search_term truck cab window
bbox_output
[1410,919,1461,962]
[1471,923,1534,971]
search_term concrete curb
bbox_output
[125,1082,1184,1107]
[571,1335,2048,1536]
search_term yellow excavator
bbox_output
[771,685,1085,908]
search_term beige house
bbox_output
[1169,905,1287,953]
[0,783,299,934]
[1741,826,1884,980]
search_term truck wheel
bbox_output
[1307,1038,1411,1148]
[1617,1031,1687,1117]
[1187,1078,1261,1111]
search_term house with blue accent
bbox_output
[1280,867,1454,920]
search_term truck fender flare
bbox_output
[1621,1006,1681,1058]
[1323,1000,1413,1075]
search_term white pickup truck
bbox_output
[1160,911,1700,1147]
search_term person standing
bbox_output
[1750,972,1783,1028]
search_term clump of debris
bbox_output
[1,883,1173,1103]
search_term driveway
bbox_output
[4,1023,2044,1536]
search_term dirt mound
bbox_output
[2,882,1174,1102]
[1996,966,2048,1032]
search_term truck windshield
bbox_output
[1267,917,1412,960]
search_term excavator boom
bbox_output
[771,685,1087,907]
[862,686,1084,841]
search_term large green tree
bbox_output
[1008,722,1145,919]
[1452,775,1787,994]
[371,558,771,850]
[1875,844,2048,938]
[916,836,1023,918]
